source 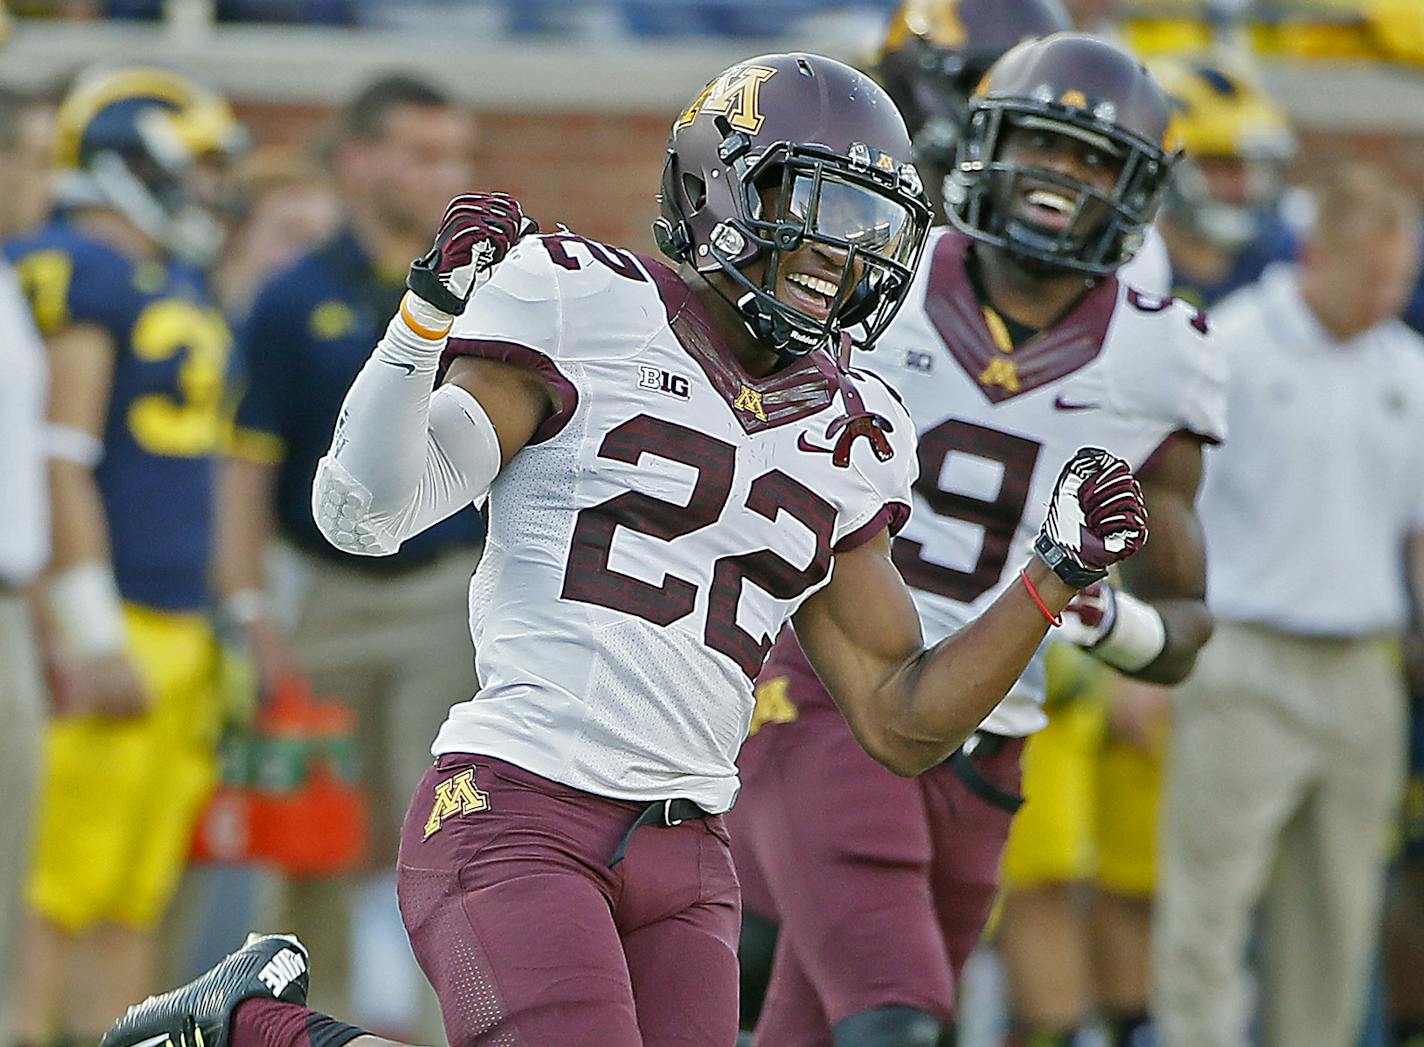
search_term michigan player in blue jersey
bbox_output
[6,65,246,1047]
[1151,56,1299,307]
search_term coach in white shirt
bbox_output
[0,256,49,1044]
[1153,165,1424,1047]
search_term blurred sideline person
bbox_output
[215,74,481,1035]
[1154,165,1424,1047]
[1151,55,1297,308]
[733,35,1221,1047]
[0,250,50,1047]
[5,65,244,1047]
[0,78,55,1047]
[211,147,340,316]
[0,84,59,240]
[996,638,1168,1045]
[154,143,340,995]
[99,51,1151,1047]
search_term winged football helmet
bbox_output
[1151,56,1296,250]
[53,65,248,266]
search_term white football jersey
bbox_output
[860,227,1227,735]
[430,233,916,812]
[1121,223,1173,297]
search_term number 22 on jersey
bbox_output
[561,414,836,678]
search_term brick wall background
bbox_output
[236,102,675,256]
[236,101,1424,259]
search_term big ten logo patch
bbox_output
[424,768,491,839]
[638,366,690,401]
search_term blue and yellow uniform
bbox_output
[1001,643,1164,897]
[229,225,483,563]
[1172,211,1298,310]
[7,219,229,931]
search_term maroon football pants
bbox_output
[397,754,741,1047]
[731,647,1022,1047]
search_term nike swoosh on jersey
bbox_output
[1053,395,1101,411]
[382,359,417,376]
[796,433,833,454]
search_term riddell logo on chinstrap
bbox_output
[257,949,307,996]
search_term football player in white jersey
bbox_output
[98,52,1148,1047]
[732,34,1225,1047]
[873,0,1173,297]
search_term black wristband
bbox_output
[407,252,467,315]
[1034,533,1107,590]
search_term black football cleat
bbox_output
[99,933,310,1047]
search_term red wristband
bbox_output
[1020,568,1063,627]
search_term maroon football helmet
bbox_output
[656,53,933,358]
[947,32,1180,275]
[877,0,1071,175]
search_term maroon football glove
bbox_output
[1034,447,1148,589]
[407,192,538,316]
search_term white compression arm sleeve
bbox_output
[312,303,501,556]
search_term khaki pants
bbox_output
[270,543,479,1035]
[0,593,43,1042]
[1153,621,1407,1047]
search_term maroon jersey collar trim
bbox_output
[924,231,1119,405]
[641,256,838,434]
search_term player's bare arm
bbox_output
[43,321,147,715]
[799,448,1149,776]
[1116,432,1212,682]
[442,355,556,465]
[796,530,1073,774]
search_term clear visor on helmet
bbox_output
[784,170,918,268]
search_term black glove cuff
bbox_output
[407,252,468,316]
[1034,533,1107,590]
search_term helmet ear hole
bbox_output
[682,172,707,214]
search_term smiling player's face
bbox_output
[749,179,915,322]
[994,122,1125,241]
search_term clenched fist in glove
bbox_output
[1034,447,1148,589]
[406,192,538,320]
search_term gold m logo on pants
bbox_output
[424,768,490,839]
